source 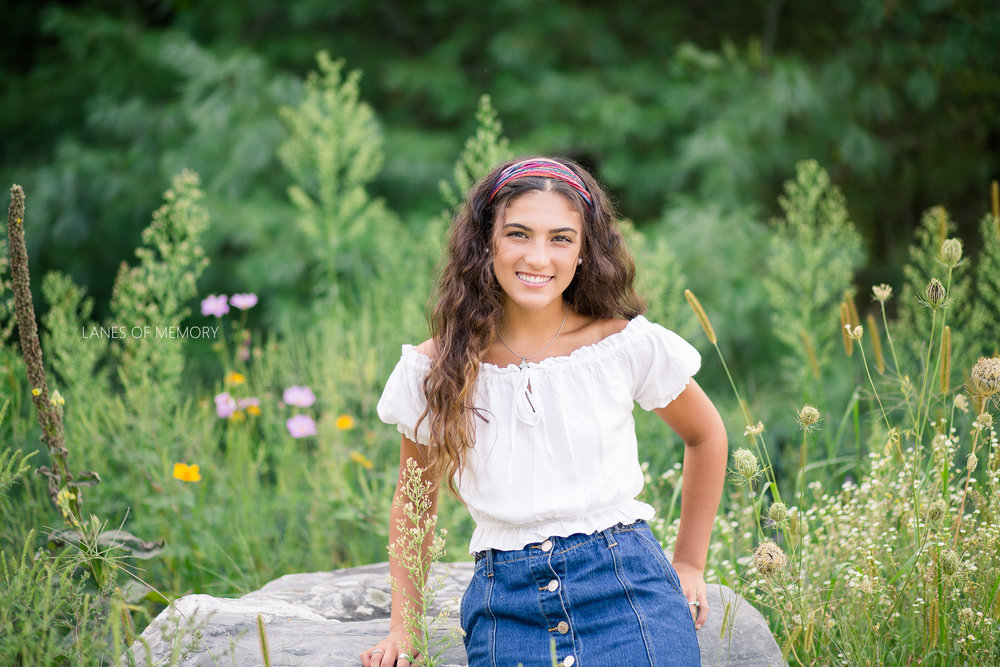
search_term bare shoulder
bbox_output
[569,315,630,347]
[414,338,436,359]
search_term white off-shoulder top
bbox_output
[376,315,701,554]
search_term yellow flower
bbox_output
[246,404,261,417]
[336,414,356,430]
[224,371,246,386]
[230,410,246,422]
[50,390,66,407]
[31,388,41,396]
[349,450,374,470]
[173,463,202,482]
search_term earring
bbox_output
[577,258,583,265]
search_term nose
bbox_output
[524,238,549,268]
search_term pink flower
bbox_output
[201,294,229,317]
[286,414,318,438]
[214,392,237,418]
[230,293,258,310]
[283,385,316,408]
[237,397,259,410]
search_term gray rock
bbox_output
[126,562,784,666]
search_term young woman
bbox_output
[362,157,727,666]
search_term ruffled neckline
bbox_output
[400,315,649,375]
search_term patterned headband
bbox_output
[488,158,594,210]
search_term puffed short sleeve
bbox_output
[376,346,433,445]
[629,319,702,411]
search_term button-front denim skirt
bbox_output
[460,520,700,666]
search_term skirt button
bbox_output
[547,579,559,591]
[541,539,553,552]
[557,621,570,634]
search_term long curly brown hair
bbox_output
[417,156,645,492]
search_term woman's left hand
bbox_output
[672,561,708,630]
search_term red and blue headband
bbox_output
[488,158,594,210]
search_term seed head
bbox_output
[767,502,788,523]
[752,540,787,576]
[953,394,969,413]
[958,607,975,624]
[939,548,960,576]
[966,452,978,473]
[939,238,963,268]
[970,357,1000,397]
[858,578,877,595]
[927,499,948,522]
[796,405,821,430]
[844,324,863,341]
[684,289,717,345]
[744,421,765,437]
[925,279,947,309]
[732,448,760,481]
[872,284,893,303]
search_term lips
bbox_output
[516,272,553,286]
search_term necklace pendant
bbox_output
[519,357,528,370]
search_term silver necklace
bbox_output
[497,307,569,370]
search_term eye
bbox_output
[553,235,574,243]
[507,230,528,239]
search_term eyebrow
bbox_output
[502,223,579,235]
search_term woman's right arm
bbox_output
[361,434,440,667]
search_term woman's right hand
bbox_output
[360,626,418,667]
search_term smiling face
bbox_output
[492,189,584,314]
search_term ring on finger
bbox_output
[371,648,385,656]
[399,653,413,661]
[688,599,700,607]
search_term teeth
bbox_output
[517,273,552,284]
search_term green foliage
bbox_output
[41,272,107,397]
[897,206,974,368]
[763,160,864,401]
[968,213,1000,359]
[439,95,512,213]
[277,51,402,318]
[110,170,209,404]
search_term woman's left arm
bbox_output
[653,379,728,630]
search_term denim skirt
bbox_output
[460,520,700,666]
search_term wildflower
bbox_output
[970,357,1000,397]
[752,540,787,576]
[224,371,246,386]
[286,414,318,438]
[939,548,960,576]
[732,448,760,482]
[927,499,948,522]
[201,294,229,317]
[350,450,375,469]
[50,389,65,407]
[56,487,80,527]
[172,463,202,482]
[939,238,963,268]
[744,421,764,437]
[214,392,237,419]
[796,405,821,430]
[767,502,788,523]
[858,578,877,595]
[872,284,893,303]
[31,387,41,396]
[283,385,316,408]
[954,394,969,413]
[230,410,246,422]
[966,452,978,473]
[958,607,975,624]
[844,324,863,341]
[230,293,258,310]
[335,414,356,430]
[238,397,261,416]
[925,279,946,309]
